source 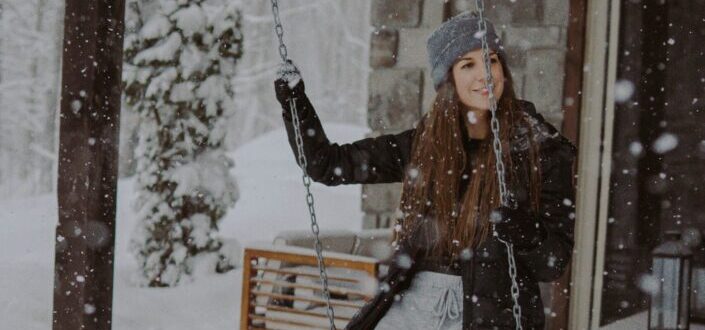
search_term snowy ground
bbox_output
[0,124,368,329]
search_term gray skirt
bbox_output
[375,271,463,330]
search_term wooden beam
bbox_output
[53,0,126,329]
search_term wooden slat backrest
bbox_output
[240,245,379,330]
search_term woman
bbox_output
[274,12,576,330]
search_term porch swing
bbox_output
[241,0,524,329]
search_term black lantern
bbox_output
[649,230,693,330]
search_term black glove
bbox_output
[274,60,307,118]
[490,206,547,251]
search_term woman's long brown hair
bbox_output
[397,53,542,258]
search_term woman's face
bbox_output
[451,49,505,112]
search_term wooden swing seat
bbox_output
[240,229,392,330]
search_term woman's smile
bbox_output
[473,88,489,95]
[452,48,505,111]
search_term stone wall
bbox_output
[362,0,571,228]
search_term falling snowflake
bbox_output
[84,303,96,315]
[359,275,379,296]
[638,274,660,295]
[460,248,474,261]
[71,100,82,114]
[396,253,412,269]
[564,97,575,106]
[652,133,678,154]
[629,141,644,156]
[614,79,635,103]
[467,111,478,124]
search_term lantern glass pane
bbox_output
[651,258,664,327]
[663,258,681,327]
[679,259,691,326]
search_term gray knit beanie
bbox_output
[426,11,505,90]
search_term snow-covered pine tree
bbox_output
[123,0,242,287]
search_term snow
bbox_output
[139,14,171,40]
[145,67,178,97]
[134,32,183,63]
[245,242,378,264]
[629,141,644,157]
[171,4,206,38]
[179,44,207,78]
[467,111,478,124]
[167,150,237,201]
[0,123,368,329]
[614,79,635,103]
[652,132,679,154]
[169,81,195,102]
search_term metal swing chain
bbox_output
[270,1,337,329]
[474,0,524,329]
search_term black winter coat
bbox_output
[280,91,577,330]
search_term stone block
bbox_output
[451,0,543,26]
[362,182,403,213]
[370,28,399,68]
[482,1,513,25]
[421,68,434,114]
[543,0,570,26]
[421,0,445,28]
[484,0,542,26]
[371,0,424,28]
[503,26,562,50]
[395,27,435,68]
[382,27,433,111]
[368,68,424,131]
[504,45,528,68]
[508,70,525,98]
[523,48,566,118]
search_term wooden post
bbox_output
[551,0,587,329]
[53,0,125,329]
[561,0,588,146]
